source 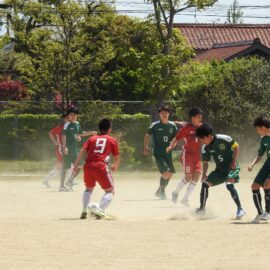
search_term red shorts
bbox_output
[181,151,201,175]
[84,162,114,190]
[55,146,63,162]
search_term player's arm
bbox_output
[248,156,262,172]
[144,133,151,156]
[62,134,68,155]
[202,161,208,181]
[48,130,58,146]
[231,141,239,170]
[73,148,86,172]
[173,121,186,126]
[111,155,120,171]
[166,137,179,153]
[78,131,97,137]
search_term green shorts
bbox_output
[154,154,175,174]
[254,159,270,186]
[207,165,240,186]
[63,150,79,170]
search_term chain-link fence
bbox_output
[0,100,259,173]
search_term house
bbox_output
[174,24,270,61]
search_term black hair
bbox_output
[189,107,203,118]
[158,105,171,113]
[66,107,79,115]
[61,113,67,118]
[196,123,214,138]
[99,119,111,132]
[253,116,270,128]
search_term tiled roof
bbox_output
[174,24,270,50]
[195,44,251,61]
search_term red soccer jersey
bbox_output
[50,124,64,145]
[176,123,201,155]
[83,134,119,164]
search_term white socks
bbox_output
[44,169,58,182]
[183,181,197,201]
[100,193,113,211]
[82,190,92,212]
[175,179,188,193]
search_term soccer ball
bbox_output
[88,202,99,216]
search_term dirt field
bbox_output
[0,169,269,270]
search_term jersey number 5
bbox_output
[94,138,107,154]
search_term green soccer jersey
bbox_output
[63,121,82,150]
[147,121,178,156]
[202,134,237,170]
[258,135,270,158]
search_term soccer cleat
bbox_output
[180,198,190,207]
[42,180,51,188]
[94,209,106,219]
[236,209,246,220]
[155,187,166,200]
[65,180,74,191]
[195,208,205,215]
[260,212,270,221]
[251,214,261,224]
[80,212,87,219]
[172,191,179,204]
[58,186,70,192]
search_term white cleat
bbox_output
[236,209,246,220]
[65,181,74,191]
[260,212,270,221]
[58,186,70,192]
[42,180,51,188]
[180,198,190,207]
[251,214,262,224]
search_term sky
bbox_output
[114,0,270,24]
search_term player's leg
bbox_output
[181,159,201,206]
[80,165,95,219]
[251,165,268,223]
[197,170,222,213]
[261,178,270,221]
[60,155,71,191]
[155,155,174,199]
[42,168,57,188]
[96,165,115,218]
[65,151,80,190]
[172,152,191,203]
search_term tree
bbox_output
[227,0,243,24]
[146,0,217,105]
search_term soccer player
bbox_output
[166,107,202,206]
[196,123,246,219]
[144,105,178,199]
[42,114,68,188]
[73,119,120,219]
[248,116,270,223]
[61,108,96,192]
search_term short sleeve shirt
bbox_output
[63,121,82,150]
[258,135,270,158]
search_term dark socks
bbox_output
[200,182,209,210]
[226,184,242,210]
[264,189,270,213]
[160,177,169,192]
[60,170,67,187]
[252,189,263,215]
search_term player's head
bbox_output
[196,123,214,145]
[99,119,112,134]
[61,113,69,123]
[158,105,170,122]
[253,116,270,136]
[67,107,79,123]
[189,107,203,126]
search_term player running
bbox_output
[248,116,270,223]
[166,107,202,206]
[196,123,246,219]
[144,105,178,199]
[42,114,68,188]
[61,108,97,192]
[73,119,120,219]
